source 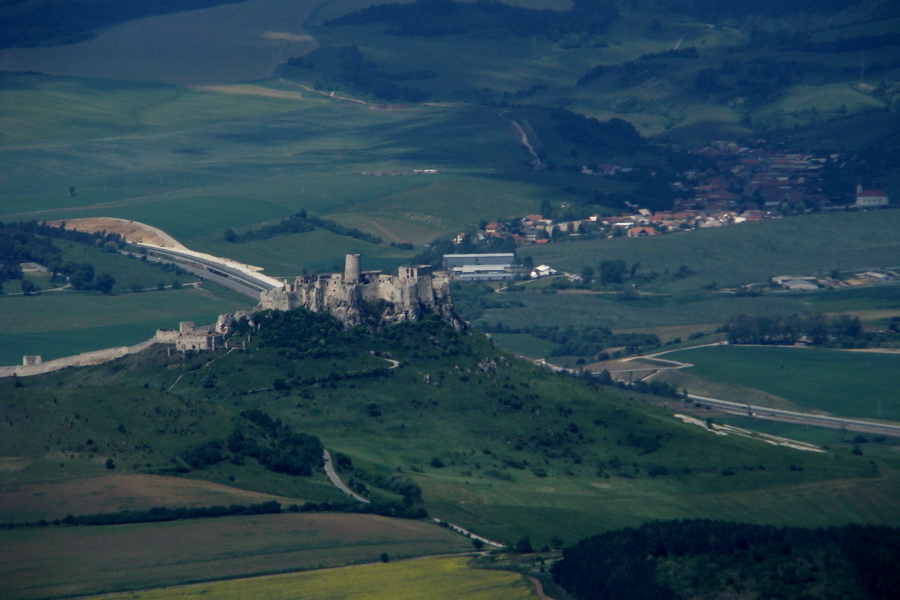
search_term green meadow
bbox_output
[0,284,254,365]
[0,2,898,596]
[525,210,900,293]
[1,515,474,600]
[4,319,897,551]
[82,556,533,600]
[460,210,900,343]
[661,345,900,421]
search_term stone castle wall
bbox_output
[258,255,462,329]
[1,312,247,378]
[0,339,159,378]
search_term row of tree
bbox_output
[725,312,863,345]
[5,495,429,530]
[325,0,619,41]
[483,323,660,358]
[286,45,430,102]
[223,210,382,245]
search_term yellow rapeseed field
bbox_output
[89,556,537,600]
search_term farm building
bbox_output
[442,253,518,281]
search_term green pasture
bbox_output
[83,556,531,600]
[663,345,900,421]
[326,174,546,237]
[0,284,253,364]
[3,305,900,550]
[0,515,474,600]
[0,75,552,246]
[0,474,322,524]
[526,210,900,293]
[469,285,899,332]
[757,83,886,130]
[0,0,322,84]
[488,333,559,358]
[196,228,424,277]
[0,74,308,146]
[423,454,898,546]
[304,5,748,105]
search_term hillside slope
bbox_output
[3,311,897,547]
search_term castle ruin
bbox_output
[258,254,463,329]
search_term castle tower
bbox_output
[344,253,361,283]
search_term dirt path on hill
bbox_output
[503,113,541,162]
[528,576,559,600]
[47,217,187,250]
[367,218,403,243]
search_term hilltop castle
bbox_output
[258,254,463,329]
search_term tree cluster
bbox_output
[329,44,432,102]
[0,221,123,294]
[591,369,685,401]
[552,110,643,150]
[725,312,862,346]
[483,323,659,359]
[247,308,348,359]
[181,409,324,477]
[223,210,382,245]
[553,519,900,600]
[694,58,814,105]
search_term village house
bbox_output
[855,185,890,208]
[627,226,657,237]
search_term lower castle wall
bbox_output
[0,339,158,378]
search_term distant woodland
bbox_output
[553,520,900,600]
[0,221,124,294]
[223,210,382,245]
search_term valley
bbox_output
[1,0,899,598]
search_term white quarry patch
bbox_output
[674,414,824,452]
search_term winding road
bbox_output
[322,449,370,504]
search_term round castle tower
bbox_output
[344,253,361,283]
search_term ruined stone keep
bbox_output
[257,254,462,329]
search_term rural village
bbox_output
[458,141,890,251]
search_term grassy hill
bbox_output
[3,313,897,547]
[2,1,899,597]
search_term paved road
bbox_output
[685,393,900,437]
[530,352,900,438]
[322,450,370,504]
[136,243,282,299]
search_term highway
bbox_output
[136,243,283,299]
[685,393,900,438]
[530,355,900,438]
